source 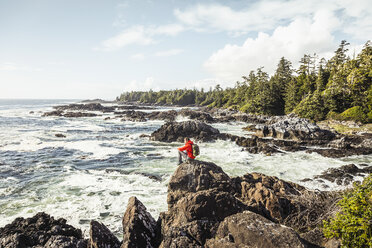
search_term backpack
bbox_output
[192,143,200,157]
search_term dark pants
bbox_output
[178,150,190,164]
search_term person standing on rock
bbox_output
[177,137,195,164]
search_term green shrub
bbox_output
[240,103,252,113]
[340,106,369,123]
[327,111,343,121]
[323,174,372,247]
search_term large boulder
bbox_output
[232,172,338,232]
[159,161,245,247]
[89,220,121,248]
[309,164,372,186]
[150,121,220,142]
[167,160,233,208]
[255,116,336,141]
[0,212,86,248]
[205,211,309,248]
[121,196,158,248]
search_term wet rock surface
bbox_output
[306,147,372,158]
[158,160,337,247]
[122,196,159,248]
[0,160,347,248]
[151,121,220,142]
[0,212,87,248]
[254,116,336,141]
[54,103,115,113]
[89,220,121,248]
[205,211,309,248]
[302,164,372,186]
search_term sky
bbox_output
[0,0,371,100]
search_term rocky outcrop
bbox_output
[151,121,220,142]
[0,212,87,248]
[306,147,372,158]
[254,117,336,141]
[54,103,115,113]
[159,160,246,247]
[232,172,337,232]
[122,196,158,248]
[1,160,342,248]
[302,164,372,186]
[89,220,121,248]
[178,109,215,123]
[43,110,98,118]
[205,211,309,248]
[157,160,336,247]
[120,110,148,122]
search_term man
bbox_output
[177,137,195,164]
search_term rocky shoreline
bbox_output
[4,102,367,247]
[41,102,372,159]
[1,160,343,248]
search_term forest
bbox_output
[118,41,372,123]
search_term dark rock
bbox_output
[29,111,34,114]
[55,133,66,138]
[147,110,177,122]
[120,110,148,122]
[160,189,245,248]
[328,133,372,149]
[167,160,233,208]
[178,109,215,123]
[205,211,309,248]
[233,135,282,155]
[43,110,63,117]
[255,116,336,141]
[0,212,86,247]
[104,117,111,120]
[63,112,98,118]
[158,220,218,248]
[306,147,372,158]
[122,196,158,248]
[89,220,120,248]
[151,121,220,142]
[116,105,155,110]
[54,103,115,113]
[314,164,372,186]
[232,172,338,233]
[44,235,87,248]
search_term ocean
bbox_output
[0,99,370,236]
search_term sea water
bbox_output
[0,99,370,236]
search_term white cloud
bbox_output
[0,62,43,72]
[189,78,227,90]
[174,0,372,39]
[203,10,340,81]
[174,1,326,35]
[99,26,154,51]
[123,77,159,91]
[98,24,184,51]
[155,49,183,57]
[151,24,184,36]
[131,53,145,60]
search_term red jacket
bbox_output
[178,140,195,159]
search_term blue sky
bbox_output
[0,0,371,99]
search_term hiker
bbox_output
[177,137,195,164]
